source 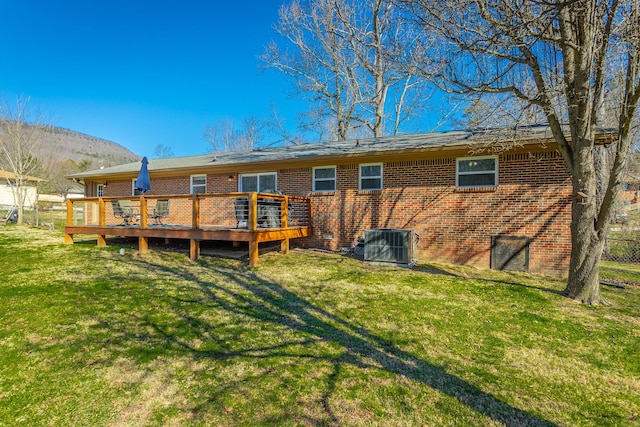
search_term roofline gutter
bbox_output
[67,131,617,182]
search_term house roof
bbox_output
[68,126,614,181]
[622,174,640,185]
[0,170,46,183]
[38,194,65,203]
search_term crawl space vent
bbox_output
[491,235,530,272]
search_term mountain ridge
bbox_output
[39,125,140,169]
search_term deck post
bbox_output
[281,238,290,254]
[248,193,258,230]
[248,193,259,266]
[66,199,73,226]
[192,195,199,229]
[139,236,149,253]
[249,240,259,267]
[140,196,148,228]
[281,195,289,228]
[98,198,106,226]
[64,199,74,244]
[190,239,200,260]
[96,197,107,248]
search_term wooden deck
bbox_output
[64,192,312,266]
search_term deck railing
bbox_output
[66,192,311,230]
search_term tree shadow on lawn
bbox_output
[414,263,564,297]
[97,258,556,426]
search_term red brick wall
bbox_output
[618,188,638,204]
[93,149,572,275]
[281,151,572,275]
[101,174,239,197]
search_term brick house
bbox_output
[69,127,591,275]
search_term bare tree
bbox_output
[0,96,52,224]
[153,144,174,159]
[203,116,266,152]
[265,104,306,146]
[459,96,547,130]
[262,0,434,141]
[40,159,83,197]
[405,0,640,304]
[241,116,266,150]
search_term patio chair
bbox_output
[234,198,248,228]
[111,200,137,225]
[148,199,170,225]
[258,197,281,228]
[111,200,126,225]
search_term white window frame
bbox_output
[239,172,278,192]
[97,184,104,197]
[190,174,207,194]
[132,179,144,196]
[312,166,337,192]
[359,163,383,190]
[456,156,498,188]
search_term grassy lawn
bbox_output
[1,226,639,426]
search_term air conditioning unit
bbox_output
[364,228,416,266]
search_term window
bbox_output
[191,175,207,194]
[240,172,277,192]
[359,163,383,190]
[132,180,144,196]
[313,166,336,192]
[456,156,498,188]
[97,184,104,197]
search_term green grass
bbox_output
[1,226,639,426]
[601,260,640,286]
[1,208,67,229]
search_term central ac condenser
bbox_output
[364,228,416,265]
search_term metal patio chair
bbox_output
[111,199,138,225]
[148,199,170,225]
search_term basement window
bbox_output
[456,156,498,188]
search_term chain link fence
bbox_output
[603,237,640,264]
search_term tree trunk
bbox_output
[565,225,605,304]
[562,130,608,305]
[564,180,606,305]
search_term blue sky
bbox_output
[0,1,451,158]
[0,1,307,157]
